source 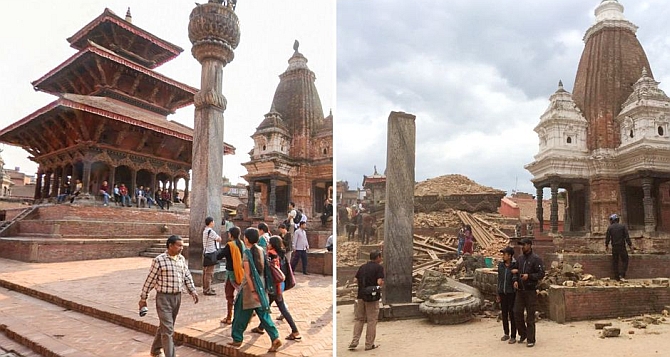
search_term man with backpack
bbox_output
[349,250,384,351]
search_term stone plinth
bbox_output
[419,292,481,325]
[383,111,416,304]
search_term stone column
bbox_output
[188,1,239,278]
[150,173,157,191]
[184,177,190,208]
[269,178,277,215]
[60,166,68,191]
[82,161,92,194]
[619,182,628,225]
[642,177,656,232]
[130,169,137,200]
[536,186,544,232]
[550,182,559,233]
[34,170,43,200]
[584,184,591,232]
[52,168,61,197]
[248,180,256,216]
[383,111,416,305]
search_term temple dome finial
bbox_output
[125,7,132,23]
[293,40,300,54]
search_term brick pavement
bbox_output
[0,257,333,357]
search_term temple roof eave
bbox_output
[66,8,183,68]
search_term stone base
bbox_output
[379,301,423,321]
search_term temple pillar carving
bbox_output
[130,168,137,199]
[619,182,628,224]
[82,161,92,194]
[269,178,277,215]
[550,182,559,233]
[42,171,52,198]
[536,185,544,232]
[642,177,656,232]
[184,177,190,208]
[51,169,61,197]
[34,170,43,200]
[248,180,256,216]
[109,166,116,189]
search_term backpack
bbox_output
[294,210,303,224]
[361,285,382,302]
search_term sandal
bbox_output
[268,339,282,353]
[285,333,302,341]
[220,317,232,324]
[364,344,380,351]
[251,327,265,334]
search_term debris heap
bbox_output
[414,174,505,196]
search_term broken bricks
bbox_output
[595,322,613,330]
[602,326,621,337]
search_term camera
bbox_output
[139,306,149,317]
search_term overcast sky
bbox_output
[335,0,670,196]
[0,0,335,185]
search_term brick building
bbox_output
[526,0,670,239]
[242,42,333,218]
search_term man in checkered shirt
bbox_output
[139,235,199,357]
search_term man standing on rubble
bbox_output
[512,238,544,348]
[605,214,633,280]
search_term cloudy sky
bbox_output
[336,0,670,196]
[0,0,335,185]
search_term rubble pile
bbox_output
[337,241,360,266]
[414,209,462,228]
[414,174,504,196]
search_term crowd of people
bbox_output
[56,179,181,209]
[139,202,312,356]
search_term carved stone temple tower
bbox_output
[187,0,239,275]
[526,1,670,247]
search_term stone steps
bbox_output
[0,286,212,357]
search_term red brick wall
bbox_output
[17,220,188,238]
[0,239,152,263]
[549,285,670,323]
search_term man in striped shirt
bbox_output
[139,235,199,357]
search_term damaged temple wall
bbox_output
[544,253,670,280]
[549,285,670,323]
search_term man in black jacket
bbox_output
[605,214,633,280]
[512,238,545,348]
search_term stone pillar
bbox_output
[130,169,137,200]
[52,168,61,197]
[42,171,51,198]
[60,166,68,191]
[619,182,628,225]
[584,184,591,232]
[34,170,43,200]
[536,186,544,233]
[550,182,559,233]
[184,177,190,208]
[383,111,416,305]
[188,1,239,278]
[269,178,277,215]
[642,177,656,233]
[82,161,92,194]
[563,188,572,232]
[150,173,157,191]
[248,180,256,216]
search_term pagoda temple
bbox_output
[0,8,234,204]
[526,0,670,241]
[242,42,333,218]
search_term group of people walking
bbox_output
[140,208,312,356]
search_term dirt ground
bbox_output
[336,303,670,357]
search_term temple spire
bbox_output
[125,7,132,23]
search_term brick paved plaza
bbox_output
[0,257,333,357]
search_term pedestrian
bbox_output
[463,225,474,254]
[70,179,82,203]
[250,236,302,341]
[220,226,244,324]
[497,246,517,344]
[99,180,110,206]
[512,238,545,348]
[456,224,466,257]
[287,202,297,235]
[278,223,292,264]
[605,213,633,280]
[229,227,282,353]
[326,234,333,252]
[348,249,384,351]
[290,221,309,275]
[258,222,271,250]
[202,216,222,296]
[138,235,199,357]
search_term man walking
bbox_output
[202,216,222,295]
[605,214,633,280]
[291,221,309,275]
[512,238,544,348]
[139,235,199,357]
[349,250,384,351]
[278,223,292,264]
[287,202,297,235]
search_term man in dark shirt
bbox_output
[605,214,633,280]
[512,238,544,348]
[349,250,384,351]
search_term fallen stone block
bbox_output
[595,322,612,330]
[602,326,620,337]
[631,320,647,329]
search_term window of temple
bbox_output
[323,147,328,155]
[630,129,634,138]
[566,136,572,144]
[262,145,266,151]
[658,126,664,136]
